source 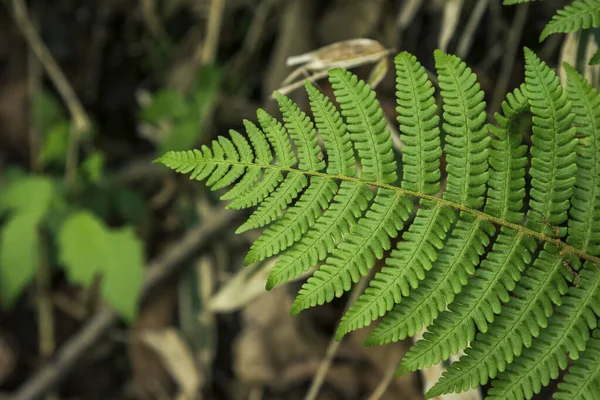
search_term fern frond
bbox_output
[539,0,600,41]
[486,266,600,399]
[555,323,600,399]
[375,84,530,350]
[425,245,569,397]
[394,51,441,196]
[328,68,397,184]
[336,50,491,339]
[365,215,494,345]
[523,47,577,237]
[305,81,356,177]
[157,48,600,400]
[290,188,411,315]
[245,177,338,263]
[564,63,600,257]
[264,181,372,288]
[335,52,447,338]
[435,50,489,209]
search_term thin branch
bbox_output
[202,0,226,64]
[303,274,371,400]
[12,209,239,400]
[11,0,91,133]
[10,0,92,187]
[366,353,403,400]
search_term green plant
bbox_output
[140,65,220,154]
[158,47,600,399]
[505,0,600,65]
[0,91,146,322]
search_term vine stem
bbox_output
[169,157,600,266]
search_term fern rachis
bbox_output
[158,47,600,399]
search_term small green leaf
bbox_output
[590,49,600,65]
[38,122,70,168]
[59,211,144,322]
[141,89,189,124]
[80,152,105,183]
[159,120,200,154]
[0,176,56,220]
[33,91,64,130]
[0,214,39,307]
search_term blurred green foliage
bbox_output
[141,65,220,154]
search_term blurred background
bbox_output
[0,0,597,399]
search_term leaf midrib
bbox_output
[200,158,600,265]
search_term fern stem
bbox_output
[188,158,600,266]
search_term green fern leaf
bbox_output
[590,49,600,65]
[425,245,569,397]
[564,63,600,257]
[487,266,600,399]
[539,0,600,41]
[264,181,372,289]
[157,47,600,400]
[376,85,530,351]
[424,48,578,397]
[328,68,397,184]
[554,325,600,399]
[290,188,411,315]
[524,47,577,236]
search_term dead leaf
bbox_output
[438,0,464,52]
[141,328,202,400]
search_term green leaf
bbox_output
[38,121,70,168]
[0,214,39,307]
[80,151,105,183]
[58,211,144,322]
[32,91,64,130]
[590,49,600,65]
[0,176,56,220]
[141,89,188,124]
[159,120,201,154]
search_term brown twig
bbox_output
[303,273,371,400]
[202,0,226,64]
[10,0,92,186]
[366,352,403,400]
[10,0,91,133]
[12,209,239,400]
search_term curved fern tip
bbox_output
[424,388,440,399]
[289,304,302,317]
[523,46,535,59]
[334,327,346,341]
[264,278,275,291]
[243,252,257,266]
[154,152,173,165]
[235,223,251,234]
[395,363,411,377]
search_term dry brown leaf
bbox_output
[208,261,272,313]
[438,0,464,52]
[141,328,202,400]
[233,287,325,390]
